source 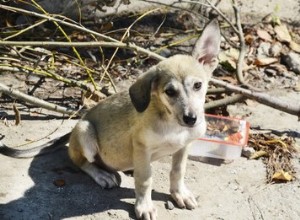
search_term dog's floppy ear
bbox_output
[192,19,221,72]
[129,68,158,112]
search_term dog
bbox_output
[0,19,220,220]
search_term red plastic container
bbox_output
[189,114,250,160]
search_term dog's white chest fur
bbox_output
[143,121,206,161]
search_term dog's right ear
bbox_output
[192,19,221,73]
[129,68,158,112]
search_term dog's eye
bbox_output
[165,88,177,97]
[193,82,202,91]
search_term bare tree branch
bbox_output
[205,94,245,110]
[210,78,300,119]
[0,4,119,43]
[0,82,79,116]
[231,0,247,85]
[0,3,299,119]
[0,40,166,60]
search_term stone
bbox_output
[281,52,300,74]
[270,42,283,57]
[257,42,271,58]
[166,200,175,210]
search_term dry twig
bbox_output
[204,94,244,110]
[248,133,297,182]
[210,78,300,118]
[0,82,79,116]
[0,3,299,118]
[30,0,98,90]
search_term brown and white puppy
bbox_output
[0,19,221,220]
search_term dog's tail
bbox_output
[0,132,71,158]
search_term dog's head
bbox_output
[129,19,221,127]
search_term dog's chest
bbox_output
[143,126,193,160]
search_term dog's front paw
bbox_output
[170,186,197,210]
[135,199,157,220]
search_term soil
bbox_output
[0,82,300,220]
[1,1,300,219]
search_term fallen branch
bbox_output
[210,78,300,119]
[0,82,79,116]
[2,45,299,118]
[204,94,245,110]
[0,65,106,99]
[0,4,299,119]
[205,0,239,34]
[231,0,247,85]
[0,4,118,43]
[0,40,165,60]
[0,4,169,61]
[31,0,97,90]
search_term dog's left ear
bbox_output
[192,19,221,73]
[129,68,158,112]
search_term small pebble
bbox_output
[242,146,255,158]
[166,200,175,210]
[282,52,300,74]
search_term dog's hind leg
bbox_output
[68,120,121,188]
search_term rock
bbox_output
[270,42,283,57]
[159,48,172,57]
[264,67,278,76]
[281,52,300,74]
[242,146,256,158]
[257,42,271,58]
[166,200,175,210]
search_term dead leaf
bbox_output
[218,52,236,70]
[217,76,238,84]
[81,90,106,109]
[245,34,255,45]
[245,99,258,107]
[257,29,273,42]
[254,57,278,66]
[272,170,293,181]
[274,24,292,43]
[250,150,268,159]
[229,36,239,42]
[225,132,243,143]
[262,13,273,24]
[218,48,244,71]
[289,41,300,53]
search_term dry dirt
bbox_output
[1,1,300,219]
[0,88,300,220]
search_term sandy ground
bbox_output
[1,0,300,218]
[98,0,300,24]
[0,89,299,220]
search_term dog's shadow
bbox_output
[1,147,170,219]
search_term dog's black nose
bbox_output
[183,114,197,126]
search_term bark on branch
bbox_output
[0,83,79,116]
[210,79,300,119]
[0,3,299,119]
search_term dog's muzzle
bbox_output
[183,113,197,126]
